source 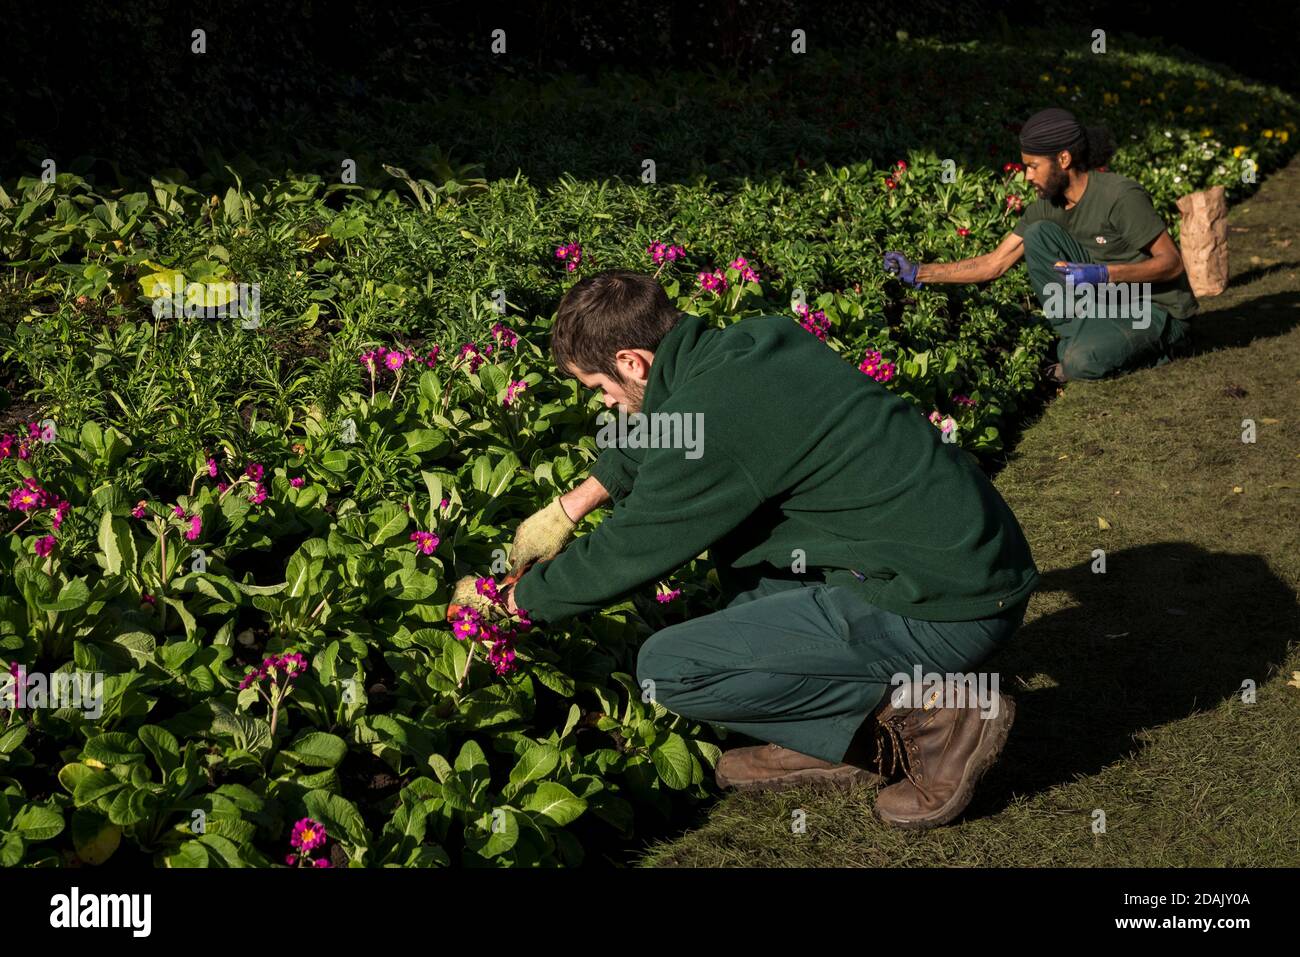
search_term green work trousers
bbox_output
[1021,220,1192,380]
[635,570,1030,764]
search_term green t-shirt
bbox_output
[1012,171,1199,320]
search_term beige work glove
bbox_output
[508,497,577,579]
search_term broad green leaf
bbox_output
[521,782,586,827]
[508,745,560,792]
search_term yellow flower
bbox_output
[1279,130,1290,143]
[1139,97,1151,106]
[1200,128,1213,137]
[1262,129,1274,138]
[1056,85,1068,94]
[1238,122,1248,131]
[1040,73,1051,82]
[1232,145,1246,158]
[1183,104,1194,114]
[1194,80,1209,90]
[1157,92,1166,100]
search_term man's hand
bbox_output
[507,497,577,577]
[1053,261,1110,285]
[883,251,924,288]
[449,575,508,622]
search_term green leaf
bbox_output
[368,501,409,546]
[73,770,127,806]
[650,732,694,790]
[71,810,121,865]
[508,745,560,792]
[97,509,137,576]
[83,732,147,767]
[39,577,90,613]
[303,790,371,847]
[465,807,519,858]
[286,732,348,768]
[522,782,586,827]
[138,726,180,777]
[13,803,65,841]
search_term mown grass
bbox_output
[635,155,1300,868]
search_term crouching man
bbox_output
[884,107,1197,382]
[482,269,1039,829]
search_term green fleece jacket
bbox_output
[513,312,1039,624]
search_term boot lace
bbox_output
[874,714,926,791]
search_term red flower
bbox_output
[884,177,896,190]
[895,160,908,170]
[956,227,971,237]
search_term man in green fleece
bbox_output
[497,270,1039,829]
[883,107,1197,382]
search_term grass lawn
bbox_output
[636,155,1300,868]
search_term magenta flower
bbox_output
[439,497,450,510]
[34,535,56,557]
[290,476,305,488]
[290,817,328,853]
[490,323,519,348]
[729,256,761,283]
[52,500,71,529]
[452,610,481,641]
[555,242,583,271]
[503,380,529,406]
[186,515,202,541]
[384,351,405,372]
[858,349,896,383]
[172,505,185,517]
[410,531,439,555]
[0,434,12,459]
[217,481,229,493]
[249,483,268,505]
[953,394,977,407]
[207,458,218,478]
[795,303,831,341]
[475,576,499,601]
[928,411,957,436]
[8,486,43,512]
[141,593,156,606]
[423,345,442,368]
[245,463,264,482]
[132,501,148,519]
[647,242,686,265]
[698,269,728,293]
[312,858,331,868]
[656,588,681,603]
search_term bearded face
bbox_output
[1037,158,1070,202]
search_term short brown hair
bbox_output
[551,270,682,382]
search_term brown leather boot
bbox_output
[715,742,885,793]
[870,679,1016,829]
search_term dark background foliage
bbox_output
[3,0,1294,183]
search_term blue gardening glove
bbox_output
[883,251,924,288]
[1053,261,1109,285]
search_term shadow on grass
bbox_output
[973,541,1299,814]
[1188,289,1300,353]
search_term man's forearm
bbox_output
[559,474,611,521]
[1106,256,1184,283]
[916,256,998,284]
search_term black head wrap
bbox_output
[1019,108,1084,154]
